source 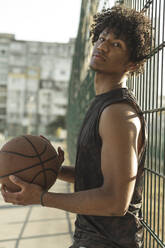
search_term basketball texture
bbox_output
[0,135,61,192]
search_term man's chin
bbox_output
[89,63,100,72]
[90,66,105,74]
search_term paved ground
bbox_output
[0,180,76,248]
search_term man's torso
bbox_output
[73,88,146,248]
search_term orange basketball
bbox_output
[0,135,61,192]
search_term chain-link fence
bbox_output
[67,0,99,163]
[125,1,165,247]
[67,0,165,247]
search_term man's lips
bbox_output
[92,53,106,61]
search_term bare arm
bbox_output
[1,103,141,216]
[42,103,141,215]
[58,165,75,183]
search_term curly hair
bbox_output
[90,6,152,75]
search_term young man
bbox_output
[1,6,152,248]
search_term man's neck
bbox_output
[94,71,127,95]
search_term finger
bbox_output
[58,146,63,150]
[9,175,28,189]
[58,147,64,156]
[1,185,6,197]
[1,184,12,193]
[1,188,21,203]
[1,184,8,195]
[58,147,64,163]
[1,184,5,191]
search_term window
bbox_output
[60,70,66,75]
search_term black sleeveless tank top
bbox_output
[73,87,147,248]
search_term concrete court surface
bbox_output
[0,180,76,248]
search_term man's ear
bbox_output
[126,62,139,73]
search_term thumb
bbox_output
[58,147,64,155]
[58,147,64,160]
[9,175,28,189]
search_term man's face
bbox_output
[90,28,131,75]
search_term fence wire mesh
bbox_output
[67,0,165,247]
[125,0,165,247]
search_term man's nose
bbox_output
[97,41,109,53]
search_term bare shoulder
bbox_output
[101,102,139,119]
[99,102,141,138]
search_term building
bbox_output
[0,34,75,136]
[0,34,13,133]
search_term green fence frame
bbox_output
[67,0,99,163]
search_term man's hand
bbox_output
[57,147,64,165]
[1,176,43,206]
[40,135,65,166]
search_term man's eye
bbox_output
[99,37,104,42]
[113,42,120,47]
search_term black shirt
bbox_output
[73,88,147,248]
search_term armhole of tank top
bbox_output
[137,117,147,166]
[96,98,128,143]
[115,96,147,166]
[96,97,147,166]
[123,99,147,166]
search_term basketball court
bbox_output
[0,179,75,248]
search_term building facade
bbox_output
[0,34,74,136]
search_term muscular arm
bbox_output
[42,103,141,215]
[2,103,141,216]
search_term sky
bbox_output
[0,0,82,43]
[0,0,116,43]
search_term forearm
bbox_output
[42,187,125,216]
[57,165,75,183]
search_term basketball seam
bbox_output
[22,136,48,188]
[0,154,58,179]
[0,144,47,158]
